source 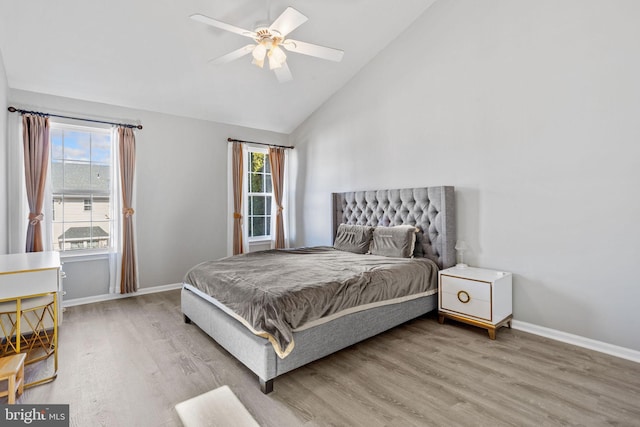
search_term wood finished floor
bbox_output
[6,289,640,426]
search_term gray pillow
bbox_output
[370,225,418,258]
[333,224,375,254]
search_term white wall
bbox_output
[0,49,8,255]
[8,89,288,299]
[290,0,640,352]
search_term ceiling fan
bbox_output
[190,6,344,83]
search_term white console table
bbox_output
[0,251,62,387]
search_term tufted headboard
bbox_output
[332,186,456,269]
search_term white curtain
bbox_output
[108,127,123,294]
[8,114,28,253]
[226,143,233,256]
[7,114,52,253]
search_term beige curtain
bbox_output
[22,114,50,252]
[268,146,286,249]
[232,142,244,255]
[118,127,137,293]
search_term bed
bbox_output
[181,186,456,393]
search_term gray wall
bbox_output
[8,89,288,299]
[0,49,8,255]
[290,0,640,351]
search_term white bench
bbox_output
[175,385,260,427]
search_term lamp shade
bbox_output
[268,46,287,70]
[455,240,468,251]
[252,44,267,61]
[251,43,267,69]
[454,240,468,268]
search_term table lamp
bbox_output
[455,240,468,268]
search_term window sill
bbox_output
[248,238,272,244]
[59,251,110,263]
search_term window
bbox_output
[50,124,113,252]
[247,150,272,239]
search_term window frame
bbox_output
[49,121,115,256]
[245,147,273,242]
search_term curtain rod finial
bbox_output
[8,106,17,113]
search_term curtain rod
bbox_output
[228,137,293,150]
[7,106,143,130]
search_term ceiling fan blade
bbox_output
[282,39,344,62]
[190,14,257,39]
[274,62,293,83]
[269,7,308,37]
[209,44,256,65]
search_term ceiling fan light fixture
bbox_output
[252,43,267,61]
[192,6,343,82]
[268,46,287,70]
[251,43,268,69]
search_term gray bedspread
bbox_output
[184,246,438,358]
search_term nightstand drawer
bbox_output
[440,275,492,321]
[441,291,491,321]
[440,276,490,301]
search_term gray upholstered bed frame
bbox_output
[181,186,456,393]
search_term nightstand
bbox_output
[438,266,512,339]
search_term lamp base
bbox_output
[455,263,468,269]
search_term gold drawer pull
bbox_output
[457,290,471,304]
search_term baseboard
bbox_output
[511,320,640,364]
[62,283,183,308]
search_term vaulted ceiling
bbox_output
[0,0,436,133]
